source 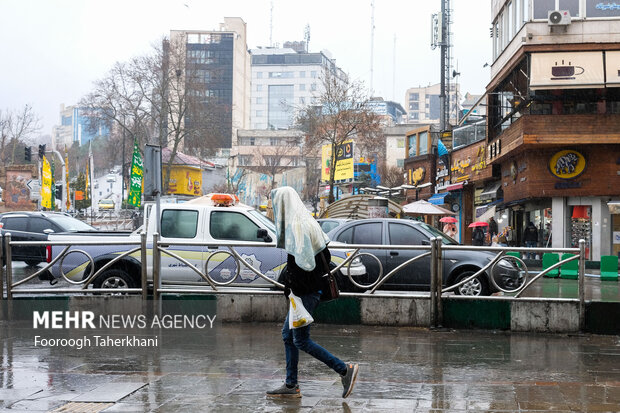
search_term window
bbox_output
[256,72,263,79]
[419,131,429,155]
[396,159,404,168]
[397,138,405,148]
[268,85,294,129]
[299,71,306,78]
[533,0,555,19]
[408,135,417,157]
[389,223,425,245]
[29,218,55,233]
[2,217,28,231]
[210,211,261,241]
[269,137,280,145]
[256,97,263,104]
[336,227,353,244]
[311,83,317,91]
[299,97,305,104]
[257,84,262,91]
[352,223,383,245]
[409,102,419,111]
[256,110,263,117]
[586,0,620,17]
[160,210,198,239]
[238,155,253,166]
[311,71,317,78]
[409,93,419,101]
[299,84,305,91]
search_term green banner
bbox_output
[127,141,143,207]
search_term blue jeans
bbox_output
[282,292,347,386]
[525,241,537,259]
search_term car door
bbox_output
[386,222,432,289]
[27,217,60,262]
[333,222,386,288]
[159,208,203,281]
[1,216,31,261]
[207,210,283,285]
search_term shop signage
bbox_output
[488,139,501,160]
[451,158,471,174]
[436,167,449,178]
[549,150,586,179]
[471,146,487,173]
[409,167,426,185]
[554,181,582,189]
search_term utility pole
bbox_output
[439,0,448,131]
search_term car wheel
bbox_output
[92,269,137,290]
[453,270,490,296]
[25,260,41,267]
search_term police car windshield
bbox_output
[247,209,276,233]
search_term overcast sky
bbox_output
[0,0,491,139]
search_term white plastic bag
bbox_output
[288,292,314,329]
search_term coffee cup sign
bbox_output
[551,60,584,79]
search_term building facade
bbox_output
[404,83,461,124]
[52,104,109,149]
[170,17,251,157]
[485,0,620,260]
[249,47,346,130]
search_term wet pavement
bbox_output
[2,320,620,412]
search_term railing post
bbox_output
[436,237,443,327]
[0,233,4,300]
[141,231,147,301]
[5,233,12,300]
[579,239,586,332]
[430,237,437,328]
[152,232,160,302]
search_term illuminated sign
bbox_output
[409,167,426,185]
[549,150,586,179]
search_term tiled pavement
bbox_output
[2,322,620,412]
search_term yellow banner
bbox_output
[166,166,202,196]
[321,141,354,181]
[41,156,52,209]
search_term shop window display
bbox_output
[571,205,592,260]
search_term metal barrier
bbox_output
[0,232,587,329]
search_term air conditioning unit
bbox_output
[548,10,571,25]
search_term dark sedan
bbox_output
[327,218,520,296]
[0,211,96,266]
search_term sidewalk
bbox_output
[2,321,620,412]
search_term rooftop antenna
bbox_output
[270,0,274,47]
[370,0,375,93]
[304,24,310,53]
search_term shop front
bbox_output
[497,145,619,261]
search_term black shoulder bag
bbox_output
[318,250,340,302]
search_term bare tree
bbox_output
[379,163,405,188]
[81,36,224,194]
[0,105,41,166]
[249,138,302,191]
[296,70,382,203]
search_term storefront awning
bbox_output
[480,182,503,201]
[445,183,463,191]
[427,192,449,205]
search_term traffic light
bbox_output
[24,146,32,162]
[38,144,46,159]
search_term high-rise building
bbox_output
[170,17,251,157]
[52,104,109,148]
[250,47,346,130]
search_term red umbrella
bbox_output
[439,217,457,223]
[468,221,489,228]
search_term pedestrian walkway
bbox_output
[2,321,620,412]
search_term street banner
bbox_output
[65,146,70,210]
[127,141,143,207]
[41,156,52,209]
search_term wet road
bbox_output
[1,321,620,412]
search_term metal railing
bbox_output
[1,233,587,329]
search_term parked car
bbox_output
[326,218,521,296]
[0,211,97,266]
[46,195,366,289]
[98,199,115,210]
[317,218,351,233]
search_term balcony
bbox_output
[489,114,620,162]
